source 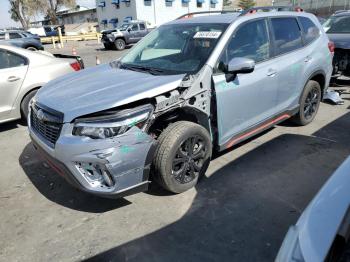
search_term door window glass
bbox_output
[9,32,22,39]
[140,23,146,30]
[271,17,303,55]
[0,33,5,40]
[131,24,139,31]
[0,50,27,69]
[218,19,270,72]
[299,17,320,44]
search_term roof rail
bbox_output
[177,10,239,20]
[334,10,350,14]
[240,6,303,16]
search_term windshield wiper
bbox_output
[121,63,165,75]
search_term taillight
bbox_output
[70,61,81,71]
[328,41,335,55]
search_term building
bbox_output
[57,6,98,24]
[96,0,223,29]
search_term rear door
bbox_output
[213,18,279,146]
[268,17,308,112]
[0,49,28,120]
[129,24,140,43]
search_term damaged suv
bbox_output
[29,9,333,198]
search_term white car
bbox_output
[0,45,83,124]
[276,156,350,261]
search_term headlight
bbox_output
[73,104,153,139]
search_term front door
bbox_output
[213,18,279,147]
[0,49,28,120]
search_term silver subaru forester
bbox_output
[29,8,333,198]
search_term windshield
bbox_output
[323,15,350,33]
[118,23,131,31]
[120,23,228,75]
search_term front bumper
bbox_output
[28,110,156,198]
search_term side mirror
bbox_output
[221,57,255,82]
[127,28,132,32]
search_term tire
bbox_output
[115,38,126,51]
[26,46,38,51]
[21,89,37,122]
[292,80,321,126]
[153,121,212,194]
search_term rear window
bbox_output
[299,17,320,44]
[271,17,303,56]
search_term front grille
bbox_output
[30,105,62,147]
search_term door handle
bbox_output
[304,56,312,63]
[267,69,277,77]
[7,76,21,82]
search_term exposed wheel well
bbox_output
[148,107,209,139]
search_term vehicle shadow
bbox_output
[85,112,350,262]
[0,120,25,132]
[19,143,131,213]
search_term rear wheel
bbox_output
[21,89,37,122]
[292,80,321,126]
[153,121,212,193]
[115,39,126,51]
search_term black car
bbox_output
[324,11,350,78]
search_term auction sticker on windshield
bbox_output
[193,31,222,39]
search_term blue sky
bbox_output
[0,0,96,28]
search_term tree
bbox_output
[38,0,76,25]
[223,0,232,7]
[238,0,255,10]
[8,0,37,29]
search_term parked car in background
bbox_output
[0,30,44,51]
[323,11,350,78]
[29,8,332,198]
[276,156,350,262]
[101,20,151,50]
[0,45,83,124]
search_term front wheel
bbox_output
[114,39,126,51]
[292,80,321,126]
[153,121,212,194]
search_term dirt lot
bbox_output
[1,42,350,262]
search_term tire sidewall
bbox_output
[162,124,212,193]
[299,81,321,125]
[21,90,37,121]
[115,39,125,50]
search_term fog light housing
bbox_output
[76,162,115,187]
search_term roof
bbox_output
[168,13,240,25]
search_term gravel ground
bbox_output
[0,42,350,261]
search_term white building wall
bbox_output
[96,0,223,29]
[96,0,137,30]
[135,0,223,27]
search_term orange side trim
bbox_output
[226,114,291,148]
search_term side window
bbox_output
[299,17,320,44]
[139,23,146,30]
[9,32,22,39]
[271,17,303,56]
[131,24,139,31]
[0,33,5,40]
[0,50,27,69]
[218,19,270,71]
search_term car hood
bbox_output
[327,33,350,49]
[36,63,185,122]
